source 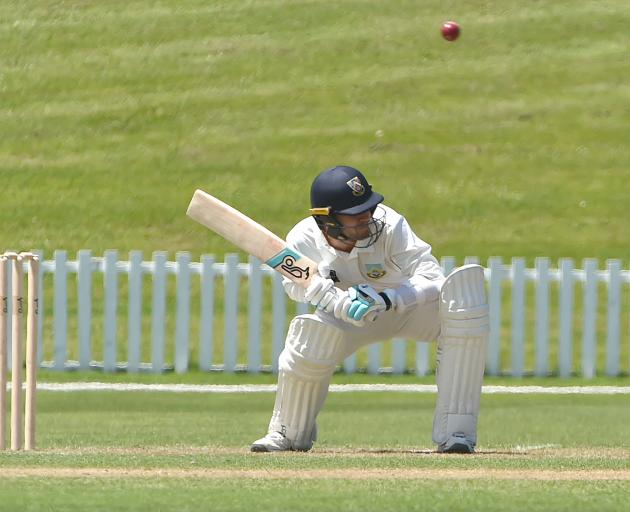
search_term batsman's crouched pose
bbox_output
[251,166,489,454]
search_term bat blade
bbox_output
[186,189,316,287]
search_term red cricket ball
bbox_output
[441,21,460,41]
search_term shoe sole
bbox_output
[250,444,296,453]
[440,442,474,454]
[250,445,312,453]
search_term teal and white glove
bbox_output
[346,284,390,322]
[314,288,366,327]
[314,284,396,326]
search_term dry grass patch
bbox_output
[2,466,630,481]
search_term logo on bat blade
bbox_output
[280,255,311,280]
[266,248,311,281]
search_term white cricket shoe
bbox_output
[250,431,294,452]
[250,430,315,452]
[437,433,475,454]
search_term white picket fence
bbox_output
[2,251,629,377]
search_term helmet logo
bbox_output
[346,176,365,196]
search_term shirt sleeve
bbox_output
[280,219,323,302]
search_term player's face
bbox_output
[335,211,373,241]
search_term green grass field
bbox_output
[1,0,628,262]
[3,0,629,373]
[1,386,630,511]
[2,0,630,510]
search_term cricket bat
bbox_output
[186,189,317,287]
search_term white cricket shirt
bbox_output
[283,205,445,303]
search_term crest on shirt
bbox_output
[346,176,365,196]
[365,263,386,279]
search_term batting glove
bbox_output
[310,289,363,327]
[304,274,336,309]
[346,284,390,322]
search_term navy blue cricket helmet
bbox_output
[309,166,385,247]
[310,166,384,215]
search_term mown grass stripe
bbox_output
[2,467,630,481]
[19,383,630,394]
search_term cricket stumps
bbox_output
[0,251,40,451]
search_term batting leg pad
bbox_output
[432,264,489,447]
[268,315,344,450]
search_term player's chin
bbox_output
[351,230,371,240]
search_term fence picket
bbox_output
[199,255,215,371]
[151,251,167,373]
[487,257,503,375]
[606,259,621,376]
[103,250,118,372]
[511,258,526,377]
[296,301,310,316]
[416,342,430,376]
[127,251,143,373]
[247,256,263,373]
[224,254,239,373]
[392,338,406,374]
[53,250,68,370]
[343,353,357,374]
[175,252,191,373]
[534,257,550,376]
[367,342,381,375]
[77,250,93,370]
[559,258,574,377]
[441,256,456,276]
[581,259,598,379]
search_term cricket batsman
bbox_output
[251,165,489,453]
